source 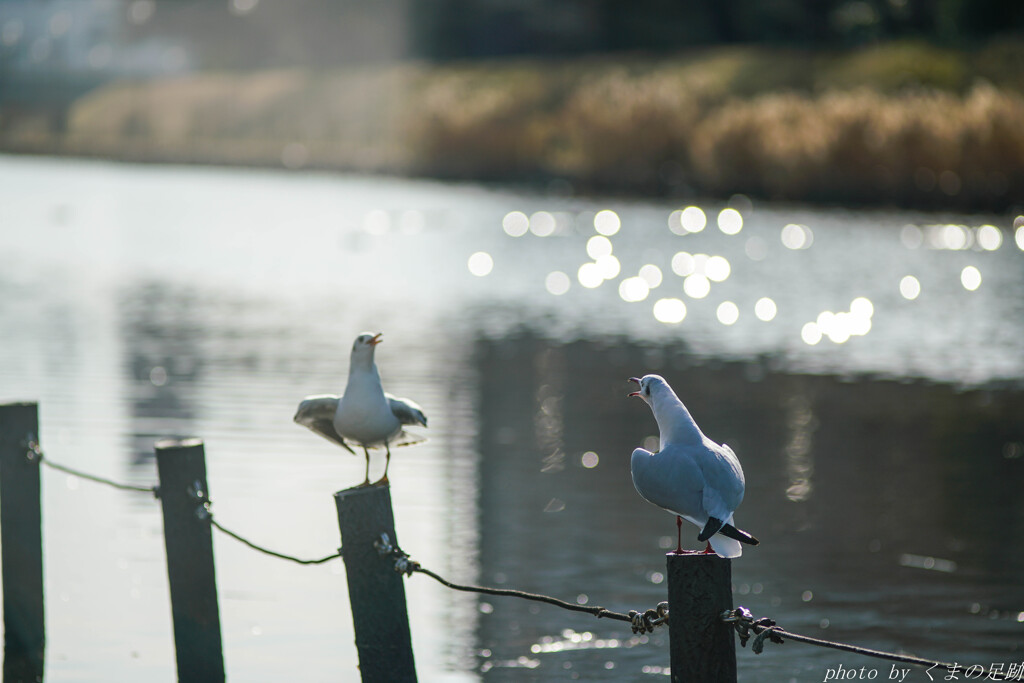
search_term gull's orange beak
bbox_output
[628,377,641,397]
[370,333,383,346]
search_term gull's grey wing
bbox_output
[385,393,427,427]
[293,395,356,454]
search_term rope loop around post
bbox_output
[629,602,670,634]
[375,532,421,576]
[22,435,43,464]
[722,607,785,651]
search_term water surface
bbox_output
[0,156,1021,682]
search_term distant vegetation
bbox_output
[6,39,1024,210]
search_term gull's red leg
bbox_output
[676,516,683,553]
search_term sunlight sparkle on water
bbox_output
[668,209,685,236]
[581,451,599,468]
[594,210,621,236]
[917,223,1011,250]
[577,263,603,289]
[530,211,556,237]
[850,297,874,319]
[755,297,777,322]
[467,252,493,277]
[595,254,621,279]
[809,298,873,344]
[900,224,924,249]
[586,235,613,259]
[1016,222,1024,250]
[705,256,731,282]
[639,264,663,288]
[781,223,814,250]
[671,252,695,276]
[717,208,743,235]
[716,301,739,325]
[502,211,529,237]
[801,322,823,345]
[683,274,711,299]
[976,225,1002,251]
[900,275,921,300]
[961,266,982,291]
[675,206,706,234]
[619,277,650,303]
[653,298,687,324]
[941,224,969,250]
[545,271,570,296]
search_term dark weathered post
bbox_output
[335,483,417,683]
[0,402,46,683]
[155,438,225,683]
[666,553,737,682]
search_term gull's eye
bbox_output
[644,385,650,396]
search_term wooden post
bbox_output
[0,402,46,683]
[155,438,225,683]
[666,553,737,683]
[335,483,417,683]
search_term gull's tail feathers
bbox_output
[709,534,743,559]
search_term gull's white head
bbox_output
[350,332,382,365]
[628,374,672,406]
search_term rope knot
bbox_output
[722,607,785,653]
[628,601,669,634]
[751,621,785,654]
[23,436,42,463]
[374,533,419,576]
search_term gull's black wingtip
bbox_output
[698,517,725,543]
[720,523,760,546]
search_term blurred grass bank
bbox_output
[6,40,1024,210]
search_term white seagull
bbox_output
[294,333,427,485]
[628,374,758,558]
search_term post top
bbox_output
[666,551,732,561]
[155,437,204,450]
[334,481,391,499]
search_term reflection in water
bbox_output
[121,283,204,469]
[473,331,1023,681]
[783,394,816,504]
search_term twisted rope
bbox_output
[722,607,1010,679]
[28,440,159,495]
[373,533,668,634]
[209,517,341,566]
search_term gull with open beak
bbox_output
[294,332,427,485]
[628,374,758,558]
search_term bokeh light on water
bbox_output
[961,265,982,291]
[717,208,743,235]
[899,275,921,300]
[594,210,621,236]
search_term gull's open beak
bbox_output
[370,333,383,346]
[628,377,641,397]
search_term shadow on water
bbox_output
[472,330,1024,680]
